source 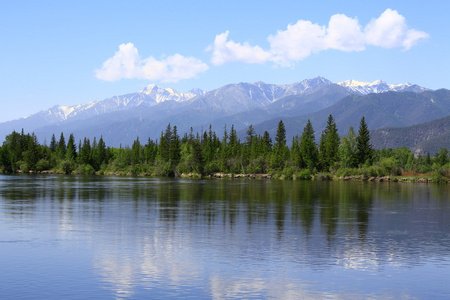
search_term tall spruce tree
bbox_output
[169,125,181,165]
[338,126,357,168]
[56,132,66,159]
[318,114,339,170]
[66,133,77,161]
[355,116,373,166]
[299,120,318,170]
[131,137,141,165]
[272,120,289,170]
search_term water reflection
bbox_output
[1,175,450,299]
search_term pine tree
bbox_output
[56,132,66,159]
[169,125,181,165]
[299,120,318,170]
[50,134,57,152]
[355,116,373,166]
[318,114,339,170]
[78,137,92,165]
[66,133,77,162]
[290,136,302,168]
[261,131,272,156]
[131,137,141,165]
[275,120,286,148]
[338,126,357,168]
[272,120,289,170]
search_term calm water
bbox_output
[1,175,449,299]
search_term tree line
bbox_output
[0,115,449,181]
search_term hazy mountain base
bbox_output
[371,115,450,155]
[251,89,450,155]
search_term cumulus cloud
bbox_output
[325,14,365,52]
[207,9,428,66]
[268,20,327,66]
[208,31,272,66]
[95,43,209,82]
[364,9,429,50]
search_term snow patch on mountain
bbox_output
[140,84,204,103]
[42,85,205,123]
[16,77,428,126]
[337,79,428,95]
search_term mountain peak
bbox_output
[336,79,426,95]
[138,84,202,103]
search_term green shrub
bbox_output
[79,164,95,175]
[35,159,51,172]
[295,168,311,180]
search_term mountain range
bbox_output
[0,77,447,154]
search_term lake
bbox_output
[1,175,449,299]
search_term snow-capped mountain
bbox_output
[0,77,433,147]
[140,84,205,103]
[30,77,425,124]
[37,84,205,123]
[337,79,428,95]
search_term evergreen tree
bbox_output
[274,120,286,148]
[66,133,77,161]
[228,125,239,158]
[338,126,357,168]
[290,136,302,167]
[245,125,256,147]
[272,120,289,170]
[50,134,57,152]
[299,120,318,170]
[435,148,449,166]
[144,138,158,164]
[158,124,172,161]
[318,114,340,170]
[169,126,181,165]
[56,132,66,159]
[131,137,141,165]
[355,116,373,166]
[23,133,39,171]
[92,136,107,170]
[261,131,272,156]
[78,137,91,165]
[3,131,21,171]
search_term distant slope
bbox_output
[251,89,450,145]
[371,115,450,155]
[0,77,433,147]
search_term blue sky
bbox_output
[0,0,448,123]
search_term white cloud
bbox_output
[207,9,428,66]
[208,31,272,66]
[325,14,365,52]
[268,20,327,66]
[95,43,209,82]
[364,9,429,50]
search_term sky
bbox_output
[0,0,448,123]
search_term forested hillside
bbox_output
[371,115,450,155]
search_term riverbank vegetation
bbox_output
[1,115,449,182]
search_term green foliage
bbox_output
[295,168,311,180]
[0,118,448,181]
[338,126,357,168]
[378,157,402,176]
[299,120,318,170]
[78,164,95,175]
[356,116,373,166]
[318,114,340,171]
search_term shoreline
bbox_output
[9,170,450,183]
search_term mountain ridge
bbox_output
[12,77,428,124]
[0,77,440,148]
